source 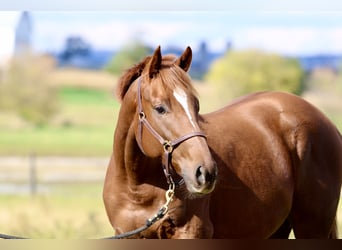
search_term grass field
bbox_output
[0,73,120,156]
[0,184,114,239]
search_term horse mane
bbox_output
[116,56,151,102]
[116,54,198,102]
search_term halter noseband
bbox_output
[136,77,207,186]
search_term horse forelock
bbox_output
[158,55,198,99]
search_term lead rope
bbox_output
[103,182,175,239]
[0,233,27,239]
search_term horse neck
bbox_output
[113,96,166,190]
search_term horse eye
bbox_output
[154,105,167,114]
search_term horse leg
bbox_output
[289,126,342,238]
[289,174,341,239]
[290,189,340,238]
[291,212,338,238]
[329,218,338,239]
[268,217,292,239]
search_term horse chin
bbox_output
[182,180,216,199]
[172,168,217,199]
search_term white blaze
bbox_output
[173,88,196,129]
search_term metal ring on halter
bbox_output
[139,111,146,121]
[163,141,173,153]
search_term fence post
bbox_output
[29,153,37,196]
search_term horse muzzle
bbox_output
[184,161,218,196]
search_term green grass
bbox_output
[0,86,120,156]
[59,87,115,106]
[0,126,113,156]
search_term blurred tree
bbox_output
[0,54,59,126]
[204,49,304,101]
[105,41,151,75]
[60,36,91,60]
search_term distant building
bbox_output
[194,41,209,78]
[191,41,232,79]
[14,11,32,56]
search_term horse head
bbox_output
[117,46,217,196]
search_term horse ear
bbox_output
[148,45,162,78]
[175,46,192,72]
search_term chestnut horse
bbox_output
[103,46,342,238]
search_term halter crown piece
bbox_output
[136,77,207,186]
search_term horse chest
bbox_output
[109,186,161,234]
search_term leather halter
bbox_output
[136,77,207,186]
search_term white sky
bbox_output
[0,12,19,65]
[1,0,342,11]
[1,1,342,64]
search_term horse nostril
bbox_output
[196,164,217,187]
[196,165,206,185]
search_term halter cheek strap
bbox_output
[136,77,206,185]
